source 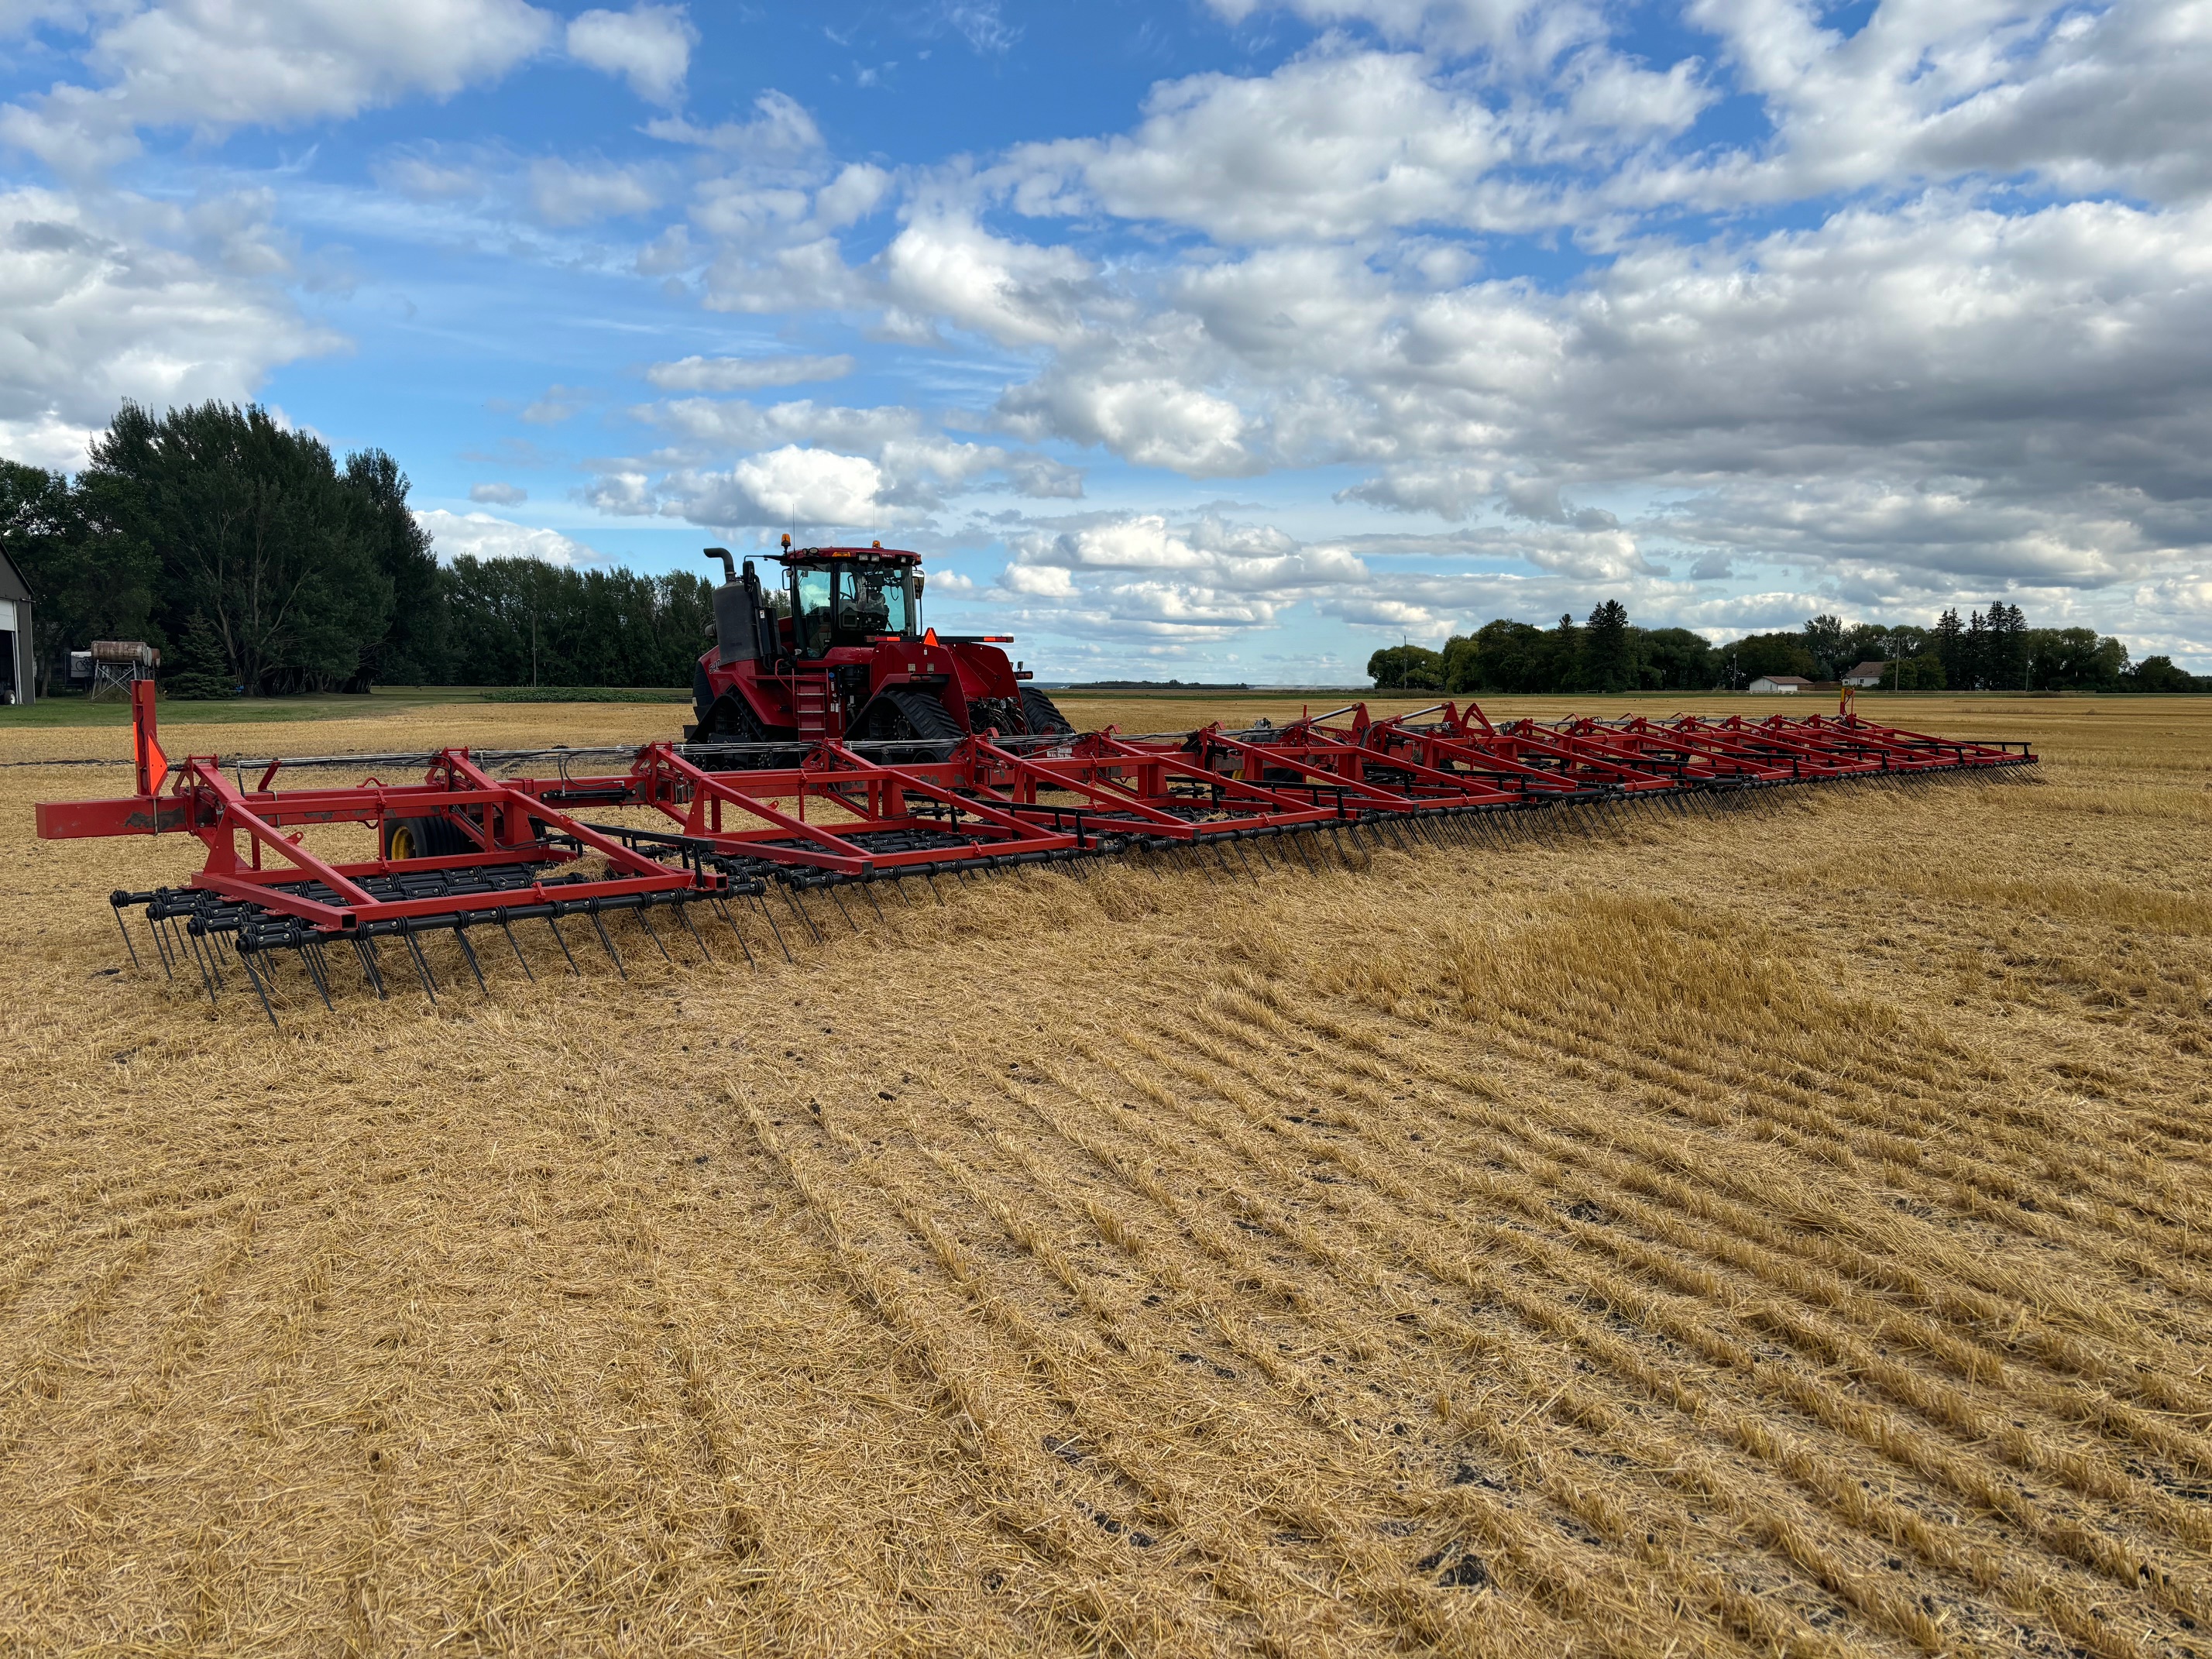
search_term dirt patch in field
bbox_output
[0,694,2207,1655]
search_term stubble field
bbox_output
[0,691,2206,1657]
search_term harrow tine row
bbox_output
[37,682,2034,1028]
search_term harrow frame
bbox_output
[35,682,2037,1026]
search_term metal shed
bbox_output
[0,547,33,706]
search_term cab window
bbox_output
[792,566,834,658]
[841,567,909,637]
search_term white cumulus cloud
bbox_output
[415,509,597,566]
[0,187,340,467]
[565,3,696,108]
[1,0,555,173]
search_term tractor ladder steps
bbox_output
[792,678,832,739]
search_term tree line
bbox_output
[1369,600,2201,695]
[1,401,713,698]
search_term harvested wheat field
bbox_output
[0,692,2207,1657]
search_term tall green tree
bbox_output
[1932,609,1965,688]
[346,448,445,685]
[1983,600,2028,690]
[1962,609,1990,689]
[164,612,239,699]
[1881,654,1946,689]
[1452,619,1548,692]
[1545,612,1585,692]
[1585,599,1633,692]
[1637,627,1716,690]
[1366,643,1444,691]
[1801,613,1848,679]
[0,459,158,694]
[438,555,713,687]
[2024,627,2126,691]
[1437,633,1480,693]
[2124,656,2200,692]
[84,402,394,694]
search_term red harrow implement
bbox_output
[36,683,2035,1028]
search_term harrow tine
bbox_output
[633,905,675,963]
[544,915,581,976]
[146,913,174,979]
[675,899,713,963]
[111,902,141,970]
[497,915,535,981]
[191,924,226,996]
[755,895,794,963]
[236,948,281,1032]
[861,881,884,921]
[453,926,490,993]
[587,910,627,977]
[783,886,823,944]
[353,936,388,1000]
[711,898,755,970]
[189,920,218,984]
[826,886,859,933]
[404,929,439,1003]
[186,928,219,1006]
[300,941,335,1010]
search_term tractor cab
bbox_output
[781,541,922,658]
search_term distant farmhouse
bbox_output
[0,547,33,706]
[1842,661,1889,688]
[1748,674,1812,694]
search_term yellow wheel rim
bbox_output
[389,823,416,860]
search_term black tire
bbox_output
[382,814,474,860]
[1020,686,1075,737]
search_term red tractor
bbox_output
[685,538,1073,754]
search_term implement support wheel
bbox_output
[382,815,473,860]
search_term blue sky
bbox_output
[4,0,2210,678]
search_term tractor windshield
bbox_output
[789,558,916,654]
[842,566,909,637]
